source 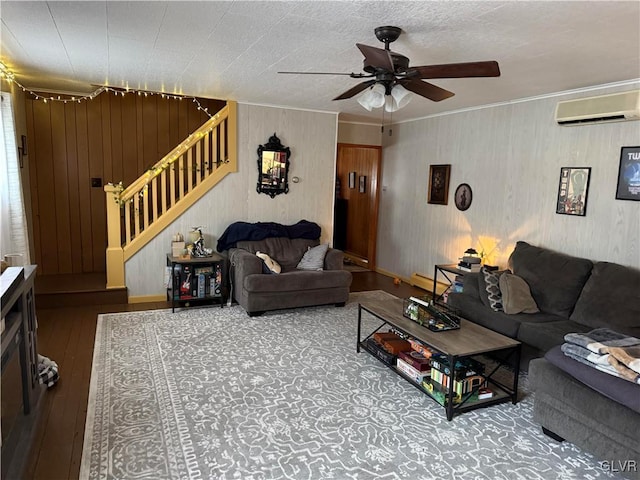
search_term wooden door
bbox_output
[336,143,381,269]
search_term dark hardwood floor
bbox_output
[20,271,427,480]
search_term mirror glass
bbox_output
[257,133,290,198]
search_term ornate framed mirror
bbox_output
[257,133,291,198]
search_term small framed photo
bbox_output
[427,164,451,205]
[359,175,366,193]
[348,171,356,189]
[615,146,640,201]
[556,167,591,216]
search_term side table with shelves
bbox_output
[166,254,227,312]
[432,264,473,303]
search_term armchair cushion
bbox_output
[297,243,329,271]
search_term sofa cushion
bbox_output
[499,273,539,314]
[517,319,591,353]
[244,269,351,293]
[482,268,505,311]
[236,237,319,271]
[544,345,640,413]
[297,243,329,271]
[508,241,593,317]
[570,262,640,337]
[448,292,561,338]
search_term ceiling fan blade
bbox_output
[333,80,376,100]
[278,71,368,77]
[399,79,455,102]
[356,43,394,71]
[409,61,500,79]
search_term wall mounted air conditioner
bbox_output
[555,89,640,126]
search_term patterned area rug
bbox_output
[81,291,622,480]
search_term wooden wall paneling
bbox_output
[32,100,58,274]
[135,96,144,174]
[100,94,113,183]
[25,101,41,273]
[87,98,106,272]
[24,92,226,276]
[211,128,218,168]
[178,99,190,144]
[157,96,171,159]
[74,103,93,273]
[50,102,72,274]
[121,94,138,186]
[188,101,203,133]
[157,97,171,212]
[168,100,180,153]
[195,140,202,185]
[203,132,210,176]
[63,103,82,273]
[221,121,227,164]
[142,96,158,172]
[109,94,124,184]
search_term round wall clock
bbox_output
[454,183,472,211]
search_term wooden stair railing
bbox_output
[104,101,237,289]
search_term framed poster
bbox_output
[427,164,451,205]
[615,146,640,201]
[556,167,591,216]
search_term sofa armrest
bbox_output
[229,248,263,278]
[324,248,344,270]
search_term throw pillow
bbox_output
[482,267,506,312]
[296,243,329,271]
[256,252,281,274]
[499,273,540,314]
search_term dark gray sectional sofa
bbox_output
[229,237,352,316]
[448,241,640,478]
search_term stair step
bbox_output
[35,273,128,308]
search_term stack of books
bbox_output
[457,260,481,272]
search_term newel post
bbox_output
[104,184,126,289]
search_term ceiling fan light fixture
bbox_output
[391,84,412,109]
[357,83,386,111]
[384,85,412,112]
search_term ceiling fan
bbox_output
[278,26,500,110]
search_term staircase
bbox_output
[104,101,237,291]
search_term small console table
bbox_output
[166,254,227,312]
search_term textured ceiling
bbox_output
[1,1,639,123]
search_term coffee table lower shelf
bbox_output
[358,341,515,418]
[357,299,521,421]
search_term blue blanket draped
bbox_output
[216,220,321,252]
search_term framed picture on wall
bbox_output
[556,167,591,216]
[615,146,640,201]
[427,164,451,205]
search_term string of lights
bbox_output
[0,60,213,117]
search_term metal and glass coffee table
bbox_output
[357,296,521,421]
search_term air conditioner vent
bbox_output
[556,90,640,126]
